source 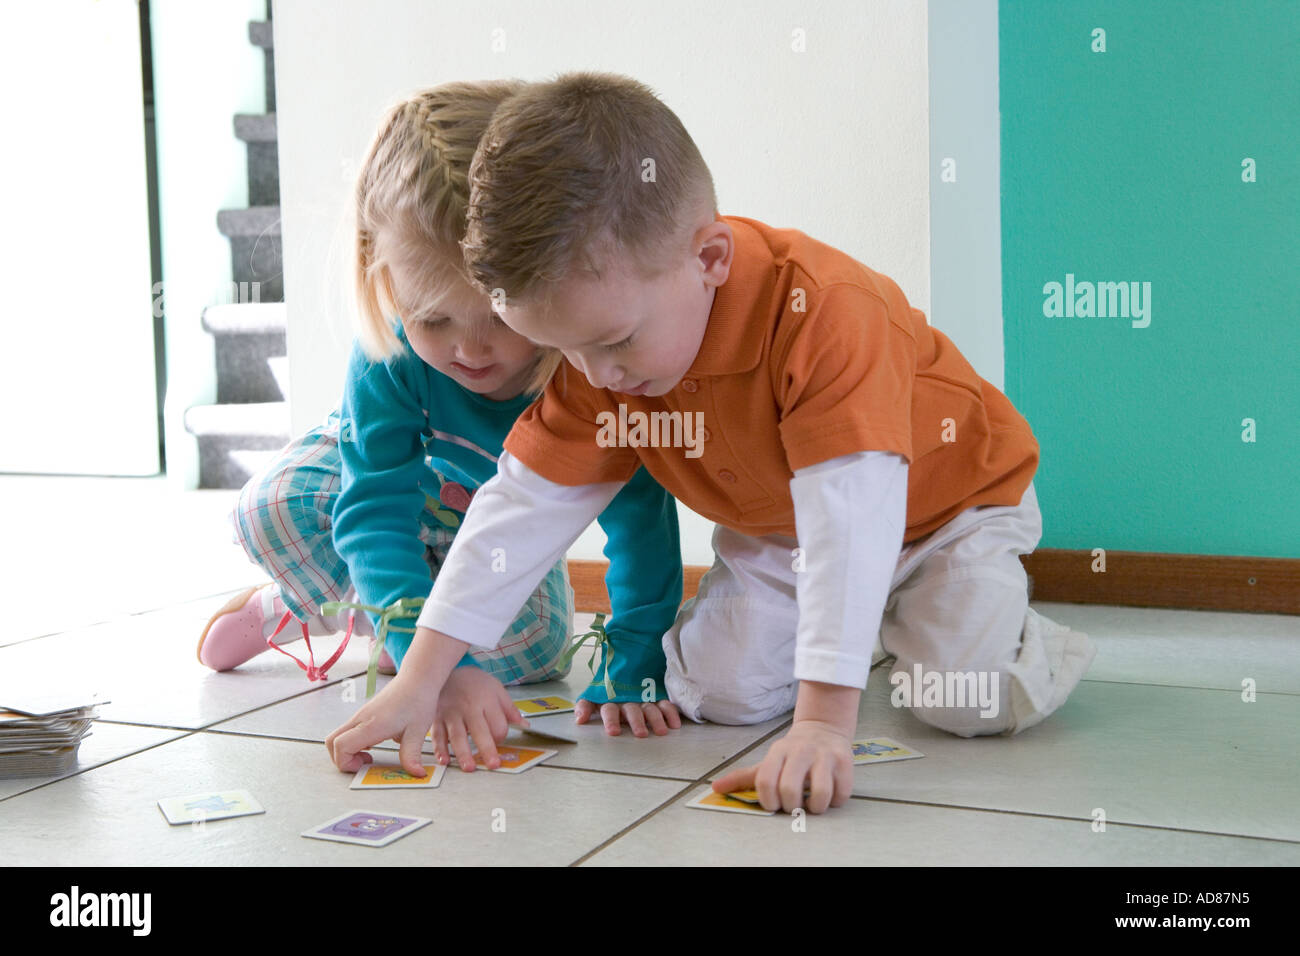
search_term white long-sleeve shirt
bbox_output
[789,450,908,687]
[416,449,908,690]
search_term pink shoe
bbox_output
[198,585,300,671]
[198,585,396,677]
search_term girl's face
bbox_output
[386,257,541,401]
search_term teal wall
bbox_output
[999,0,1299,557]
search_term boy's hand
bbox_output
[575,699,682,737]
[430,666,529,771]
[712,720,853,814]
[325,669,438,777]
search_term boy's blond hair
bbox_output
[351,80,561,396]
[461,72,718,307]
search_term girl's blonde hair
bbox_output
[351,80,562,396]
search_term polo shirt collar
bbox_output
[684,216,771,377]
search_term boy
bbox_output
[327,72,1096,814]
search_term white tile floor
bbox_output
[2,476,1297,866]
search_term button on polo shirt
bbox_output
[504,215,1039,544]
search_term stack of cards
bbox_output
[0,695,104,779]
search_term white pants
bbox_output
[662,481,1096,736]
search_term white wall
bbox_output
[928,0,1002,390]
[274,0,930,565]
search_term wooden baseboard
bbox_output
[568,559,702,615]
[1022,549,1299,615]
[569,551,1300,616]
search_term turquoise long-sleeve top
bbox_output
[331,326,683,703]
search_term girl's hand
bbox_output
[711,720,853,814]
[575,699,682,737]
[325,670,438,776]
[429,667,529,771]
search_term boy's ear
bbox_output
[697,219,733,284]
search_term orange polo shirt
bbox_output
[504,215,1039,545]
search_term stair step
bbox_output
[201,301,286,335]
[234,113,276,143]
[249,20,275,113]
[218,207,283,300]
[185,403,291,487]
[235,123,279,208]
[201,302,287,404]
[249,20,273,49]
[184,402,290,439]
[217,206,280,237]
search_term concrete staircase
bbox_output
[184,17,289,488]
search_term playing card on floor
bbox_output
[450,745,556,773]
[301,810,431,847]
[512,722,578,744]
[157,789,265,825]
[513,695,575,717]
[686,788,776,816]
[851,737,924,765]
[350,762,445,789]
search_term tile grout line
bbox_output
[0,585,269,648]
[845,793,1300,846]
[198,723,760,785]
[565,781,700,867]
[533,764,699,784]
[193,672,373,729]
[13,719,1300,851]
[1,674,374,802]
[11,731,1296,852]
[872,656,1300,697]
[94,719,213,733]
[694,720,796,781]
[77,673,374,738]
[196,725,706,784]
[874,657,1300,698]
[1077,676,1300,697]
[28,660,1300,852]
[3,674,371,801]
[566,707,1300,854]
[567,719,795,867]
[0,730,203,804]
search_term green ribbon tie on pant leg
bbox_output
[553,612,616,700]
[319,596,425,698]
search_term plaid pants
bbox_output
[228,410,573,685]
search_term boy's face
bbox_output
[496,219,732,397]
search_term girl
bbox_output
[198,81,684,768]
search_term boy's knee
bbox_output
[904,698,1014,737]
[663,595,799,726]
[666,669,796,726]
[700,685,796,725]
[893,607,1097,738]
[890,665,1015,737]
